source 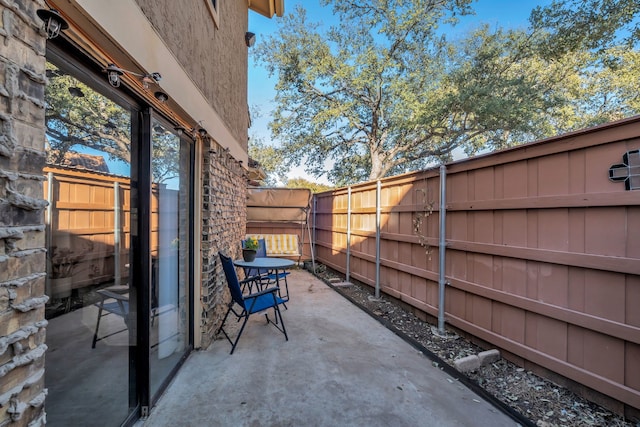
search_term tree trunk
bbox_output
[369,149,386,181]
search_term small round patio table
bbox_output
[233,257,295,302]
[233,257,295,270]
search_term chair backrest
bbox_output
[219,252,245,309]
[256,238,267,257]
[242,238,266,277]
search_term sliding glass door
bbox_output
[149,119,191,398]
[44,46,193,426]
[44,58,136,426]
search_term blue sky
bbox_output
[247,1,553,183]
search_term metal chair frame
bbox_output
[217,252,288,354]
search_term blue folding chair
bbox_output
[217,252,288,354]
[266,268,290,304]
[242,238,291,304]
[91,287,129,348]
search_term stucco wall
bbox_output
[135,0,250,151]
[0,1,48,425]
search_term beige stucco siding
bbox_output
[135,0,249,151]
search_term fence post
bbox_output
[438,165,447,334]
[114,181,121,287]
[313,195,317,262]
[375,180,381,299]
[346,186,351,283]
[45,172,54,296]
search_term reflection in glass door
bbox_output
[44,60,135,426]
[149,119,190,397]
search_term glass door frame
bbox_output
[145,111,195,407]
[46,40,194,426]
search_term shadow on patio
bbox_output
[143,269,516,427]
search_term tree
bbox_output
[248,135,287,186]
[254,0,640,185]
[527,0,640,129]
[285,177,333,193]
[530,0,640,56]
[151,126,182,184]
[46,64,131,165]
[45,63,180,183]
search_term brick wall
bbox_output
[199,140,247,348]
[0,1,49,426]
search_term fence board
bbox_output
[313,116,640,412]
[45,166,133,297]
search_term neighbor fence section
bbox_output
[315,168,443,320]
[44,166,131,298]
[313,116,640,414]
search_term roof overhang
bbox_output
[248,0,284,18]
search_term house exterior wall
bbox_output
[141,0,255,348]
[0,1,48,426]
[313,116,640,418]
[135,0,250,151]
[0,0,254,424]
[61,0,249,164]
[43,0,253,350]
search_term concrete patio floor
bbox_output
[142,269,519,427]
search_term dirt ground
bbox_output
[310,263,636,427]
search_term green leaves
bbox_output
[45,64,132,167]
[530,0,640,56]
[254,0,640,185]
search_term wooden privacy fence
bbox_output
[313,116,640,415]
[44,166,172,300]
[44,166,131,299]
